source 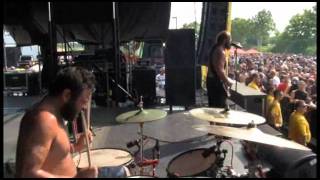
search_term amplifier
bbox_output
[4,72,28,91]
[230,82,266,116]
[4,72,40,95]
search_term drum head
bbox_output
[127,176,156,178]
[73,148,133,168]
[167,149,216,177]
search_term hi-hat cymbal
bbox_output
[190,108,265,125]
[193,125,311,151]
[116,109,167,123]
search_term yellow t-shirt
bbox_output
[269,100,283,128]
[248,81,260,91]
[266,95,274,109]
[288,111,311,144]
[265,95,274,122]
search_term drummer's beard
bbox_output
[60,99,80,122]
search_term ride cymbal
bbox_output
[193,125,311,151]
[190,108,265,125]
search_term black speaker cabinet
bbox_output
[165,29,196,106]
[196,65,202,89]
[132,67,156,106]
[257,143,317,178]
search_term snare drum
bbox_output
[167,148,216,177]
[73,148,133,178]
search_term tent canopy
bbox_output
[245,48,261,54]
[3,1,171,47]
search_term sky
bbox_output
[231,2,316,32]
[169,2,316,32]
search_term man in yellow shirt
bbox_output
[288,100,311,146]
[248,73,261,91]
[265,86,275,123]
[268,90,283,129]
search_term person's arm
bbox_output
[213,50,231,86]
[297,120,311,145]
[18,112,69,178]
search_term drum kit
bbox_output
[74,97,311,178]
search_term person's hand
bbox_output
[226,77,235,87]
[76,131,93,151]
[75,166,98,178]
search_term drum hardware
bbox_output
[127,136,160,177]
[116,97,166,176]
[193,121,311,178]
[242,142,267,178]
[205,138,229,178]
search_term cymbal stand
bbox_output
[233,47,239,110]
[244,143,263,178]
[137,96,144,174]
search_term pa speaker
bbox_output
[132,67,156,106]
[165,29,195,106]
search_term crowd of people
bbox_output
[228,53,317,147]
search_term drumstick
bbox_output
[86,94,92,129]
[81,111,92,167]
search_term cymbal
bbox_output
[116,109,167,123]
[189,108,265,125]
[193,125,311,151]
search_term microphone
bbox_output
[231,42,243,49]
[202,146,216,158]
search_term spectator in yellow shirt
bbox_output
[248,73,261,91]
[265,86,275,123]
[288,100,311,146]
[268,90,283,129]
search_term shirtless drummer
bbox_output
[15,67,98,178]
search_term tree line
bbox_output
[182,5,316,56]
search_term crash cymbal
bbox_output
[116,109,167,123]
[193,125,311,151]
[189,108,265,125]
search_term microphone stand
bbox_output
[234,47,239,110]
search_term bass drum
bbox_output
[167,148,216,177]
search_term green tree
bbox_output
[251,9,276,47]
[272,5,316,55]
[231,18,253,46]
